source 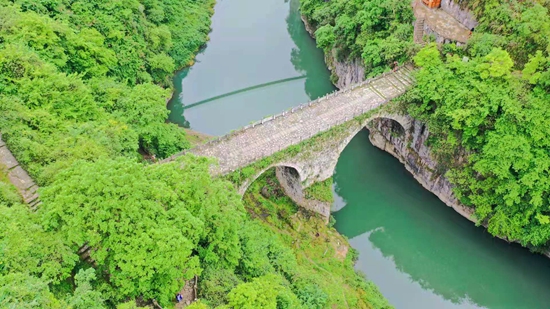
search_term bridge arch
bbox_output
[237,162,305,196]
[238,162,331,219]
[319,113,412,181]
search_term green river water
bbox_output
[168,0,550,308]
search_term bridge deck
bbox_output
[167,66,415,174]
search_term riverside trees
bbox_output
[301,0,415,76]
[404,0,550,249]
[301,0,550,250]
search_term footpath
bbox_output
[0,134,40,209]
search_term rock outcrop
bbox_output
[440,0,478,30]
[299,9,474,222]
[367,118,475,222]
[300,15,365,89]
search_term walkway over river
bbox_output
[164,65,415,174]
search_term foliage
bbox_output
[198,267,241,307]
[0,272,65,309]
[304,178,334,203]
[0,203,77,284]
[227,274,287,309]
[40,155,244,306]
[241,169,392,309]
[463,0,550,67]
[301,0,415,76]
[405,16,550,248]
[0,0,214,182]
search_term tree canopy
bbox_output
[301,0,415,76]
[401,0,550,249]
[0,0,214,182]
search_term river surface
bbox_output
[167,0,334,135]
[168,0,550,308]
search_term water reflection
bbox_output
[333,129,550,309]
[167,0,333,135]
[286,0,335,99]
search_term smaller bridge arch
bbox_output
[238,162,306,196]
[163,66,416,219]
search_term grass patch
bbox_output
[304,178,334,203]
[243,169,391,309]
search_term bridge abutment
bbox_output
[234,113,413,221]
[275,166,331,220]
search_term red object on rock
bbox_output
[422,0,441,8]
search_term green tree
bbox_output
[40,155,244,306]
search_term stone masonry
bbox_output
[164,66,416,218]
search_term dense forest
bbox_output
[0,0,390,308]
[0,0,214,181]
[302,0,550,250]
[301,0,415,77]
[406,1,550,250]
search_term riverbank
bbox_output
[299,10,474,227]
[243,169,391,308]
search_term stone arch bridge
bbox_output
[164,65,416,219]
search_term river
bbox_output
[167,0,550,308]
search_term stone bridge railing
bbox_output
[162,65,415,168]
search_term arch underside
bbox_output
[235,113,411,219]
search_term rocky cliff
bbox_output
[300,12,474,223]
[301,16,365,89]
[367,118,475,222]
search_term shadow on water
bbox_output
[286,0,336,99]
[166,0,334,135]
[181,76,306,110]
[167,67,192,128]
[333,129,550,309]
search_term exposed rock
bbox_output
[413,0,473,45]
[440,0,478,30]
[367,117,475,222]
[260,186,271,198]
[300,15,365,89]
[326,52,366,89]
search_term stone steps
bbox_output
[414,18,425,44]
[0,134,41,210]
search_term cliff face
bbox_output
[301,15,365,89]
[367,118,475,222]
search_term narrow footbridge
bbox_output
[164,66,415,175]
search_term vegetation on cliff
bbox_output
[300,0,415,76]
[405,0,550,249]
[301,0,550,250]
